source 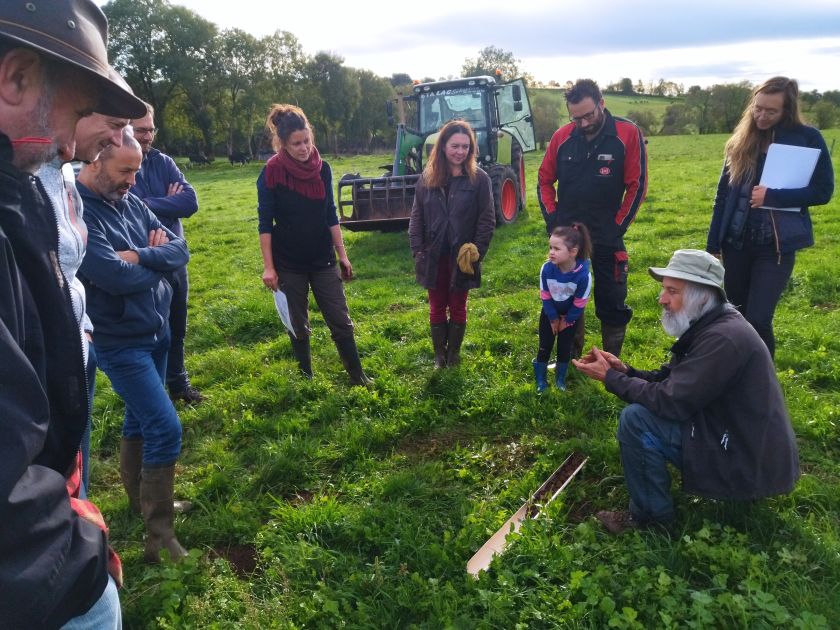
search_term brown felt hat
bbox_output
[0,0,146,118]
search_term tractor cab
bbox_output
[338,75,536,231]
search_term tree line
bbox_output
[104,0,838,157]
[104,0,400,157]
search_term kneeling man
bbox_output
[574,249,799,533]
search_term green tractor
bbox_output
[338,75,536,231]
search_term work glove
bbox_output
[457,242,480,275]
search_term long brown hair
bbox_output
[266,103,313,152]
[724,77,804,185]
[423,120,478,189]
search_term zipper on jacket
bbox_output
[35,175,92,429]
[769,210,781,264]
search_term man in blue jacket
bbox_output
[131,104,203,403]
[78,130,191,563]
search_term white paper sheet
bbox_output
[273,290,296,338]
[759,143,821,212]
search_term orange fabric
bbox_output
[66,451,123,588]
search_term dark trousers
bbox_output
[428,255,468,324]
[280,265,354,341]
[536,312,580,363]
[591,245,632,327]
[722,242,795,357]
[165,265,190,392]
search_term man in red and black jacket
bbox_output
[538,79,647,356]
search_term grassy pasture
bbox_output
[95,132,839,628]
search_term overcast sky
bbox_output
[113,0,840,91]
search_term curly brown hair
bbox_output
[266,103,313,152]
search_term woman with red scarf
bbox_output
[257,104,371,386]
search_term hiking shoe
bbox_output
[596,510,641,535]
[170,385,205,404]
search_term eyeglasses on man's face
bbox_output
[568,106,600,124]
[134,127,158,136]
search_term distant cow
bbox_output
[187,153,212,168]
[229,151,251,166]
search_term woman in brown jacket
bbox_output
[409,120,495,367]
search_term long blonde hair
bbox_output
[724,77,804,185]
[423,120,478,189]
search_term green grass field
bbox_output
[94,132,839,628]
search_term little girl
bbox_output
[534,223,593,391]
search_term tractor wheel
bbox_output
[490,165,520,225]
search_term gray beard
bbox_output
[13,89,58,172]
[661,308,693,337]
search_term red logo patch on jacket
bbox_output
[599,166,611,176]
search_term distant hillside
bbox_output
[529,88,680,123]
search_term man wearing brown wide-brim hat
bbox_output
[1,1,145,628]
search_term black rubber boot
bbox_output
[446,322,467,367]
[335,336,372,387]
[140,465,188,564]
[430,323,448,368]
[601,322,627,357]
[290,334,313,378]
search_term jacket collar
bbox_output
[0,133,26,227]
[0,132,14,165]
[76,179,127,213]
[570,107,617,140]
[142,147,162,163]
[670,302,732,357]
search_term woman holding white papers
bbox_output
[257,104,371,386]
[707,77,834,357]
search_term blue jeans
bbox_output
[60,575,121,629]
[80,340,97,498]
[96,332,182,467]
[617,404,683,523]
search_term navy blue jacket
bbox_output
[1,135,108,628]
[257,160,338,273]
[539,258,592,324]
[707,124,834,255]
[77,182,189,349]
[131,148,198,239]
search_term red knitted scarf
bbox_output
[264,146,325,200]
